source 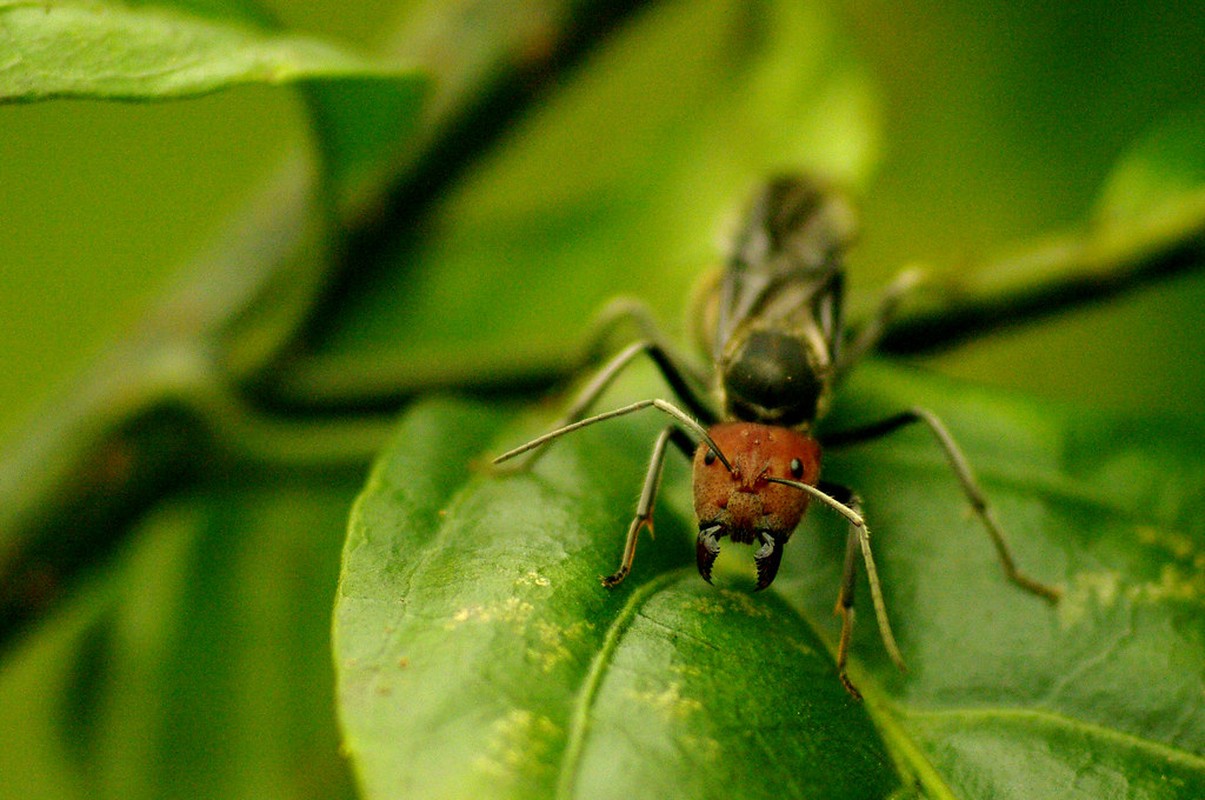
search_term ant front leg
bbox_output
[824,407,1062,603]
[602,426,696,587]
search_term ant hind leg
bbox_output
[822,407,1061,603]
[836,267,926,379]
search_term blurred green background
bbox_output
[2,0,1201,446]
[0,1,1202,799]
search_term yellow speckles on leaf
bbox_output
[1127,564,1204,603]
[718,588,774,618]
[682,595,727,615]
[1135,525,1198,561]
[626,681,704,720]
[681,733,722,761]
[473,709,560,781]
[1131,524,1203,601]
[782,635,817,659]
[1058,570,1121,628]
[1059,558,1202,628]
[1129,523,1205,603]
[444,597,535,630]
[528,619,594,672]
[515,570,552,588]
[443,593,594,672]
[681,588,773,619]
[670,661,704,679]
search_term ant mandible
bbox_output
[494,174,1061,699]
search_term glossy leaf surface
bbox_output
[334,363,1205,798]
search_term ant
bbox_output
[494,174,1061,699]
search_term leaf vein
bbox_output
[902,705,1205,771]
[555,568,689,799]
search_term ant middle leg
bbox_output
[602,426,696,587]
[498,308,714,472]
[823,407,1062,602]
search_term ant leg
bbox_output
[834,517,861,698]
[836,267,926,378]
[584,298,711,409]
[602,427,695,587]
[582,298,706,380]
[823,407,1061,602]
[497,339,715,472]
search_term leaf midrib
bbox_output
[554,567,690,799]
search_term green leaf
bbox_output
[1095,107,1205,226]
[334,362,1205,798]
[0,0,424,102]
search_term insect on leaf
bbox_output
[334,363,1205,799]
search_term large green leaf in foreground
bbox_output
[334,362,1205,798]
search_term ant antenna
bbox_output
[493,398,733,472]
[768,477,907,672]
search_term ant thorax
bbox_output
[715,321,835,428]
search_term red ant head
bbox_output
[692,422,822,589]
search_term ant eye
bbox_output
[704,449,717,466]
[789,458,804,479]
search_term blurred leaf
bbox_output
[877,107,1205,361]
[282,0,880,404]
[335,362,1205,798]
[1095,107,1205,226]
[305,77,427,214]
[0,478,360,800]
[0,0,428,214]
[0,0,429,644]
[0,0,424,103]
